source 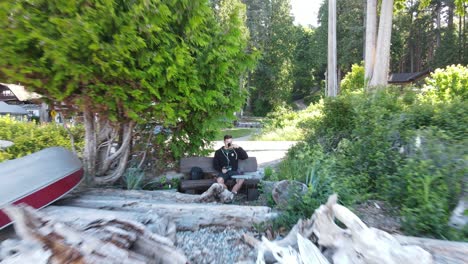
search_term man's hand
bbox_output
[231,144,240,149]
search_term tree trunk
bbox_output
[435,1,441,48]
[82,106,134,185]
[83,107,97,180]
[369,0,394,88]
[39,102,49,123]
[459,13,463,61]
[364,0,377,85]
[327,0,338,97]
[448,1,454,30]
[94,121,134,184]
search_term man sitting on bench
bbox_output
[213,135,248,194]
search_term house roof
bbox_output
[0,101,29,115]
[388,70,430,84]
[0,83,42,102]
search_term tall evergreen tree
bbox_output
[244,0,296,116]
[0,0,254,183]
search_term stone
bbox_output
[271,180,308,207]
[0,140,13,150]
[449,197,468,229]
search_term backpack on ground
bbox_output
[190,166,204,180]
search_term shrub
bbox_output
[270,72,467,238]
[422,64,468,102]
[122,167,145,190]
[388,128,466,235]
[253,102,322,141]
[340,62,365,94]
[271,147,335,229]
[0,116,83,162]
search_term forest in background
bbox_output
[238,0,468,115]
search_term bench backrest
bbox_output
[180,157,257,174]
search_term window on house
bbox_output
[1,89,14,96]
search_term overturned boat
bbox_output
[0,147,83,229]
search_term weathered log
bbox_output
[394,235,468,264]
[1,205,187,264]
[249,194,437,264]
[0,239,50,264]
[71,184,233,203]
[56,197,276,230]
[312,195,433,264]
[255,234,330,264]
[42,205,176,240]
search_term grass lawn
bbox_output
[215,128,256,140]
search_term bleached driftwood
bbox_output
[42,205,177,241]
[255,234,330,264]
[54,187,276,230]
[312,194,433,264]
[248,194,435,264]
[393,235,468,264]
[0,205,187,264]
[69,183,233,204]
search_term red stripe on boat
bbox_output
[0,168,83,229]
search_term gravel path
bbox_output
[176,226,257,264]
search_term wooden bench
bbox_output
[178,157,260,200]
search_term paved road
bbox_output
[211,140,298,169]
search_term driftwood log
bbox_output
[53,185,276,230]
[0,205,187,264]
[73,184,234,203]
[245,194,447,264]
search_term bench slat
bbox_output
[180,157,257,174]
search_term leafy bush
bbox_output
[422,64,468,102]
[340,62,365,94]
[271,65,467,238]
[271,147,335,229]
[253,102,322,141]
[0,116,84,162]
[389,129,466,235]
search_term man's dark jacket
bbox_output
[213,147,248,172]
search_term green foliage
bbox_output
[0,116,84,162]
[271,145,335,229]
[292,27,321,100]
[269,65,468,238]
[215,128,255,140]
[263,166,274,178]
[340,63,365,94]
[122,167,145,190]
[143,176,180,190]
[422,65,468,102]
[434,29,460,69]
[0,0,256,174]
[247,0,297,115]
[389,128,466,235]
[253,103,321,141]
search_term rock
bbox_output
[260,181,276,195]
[449,197,468,229]
[0,140,13,150]
[271,180,308,207]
